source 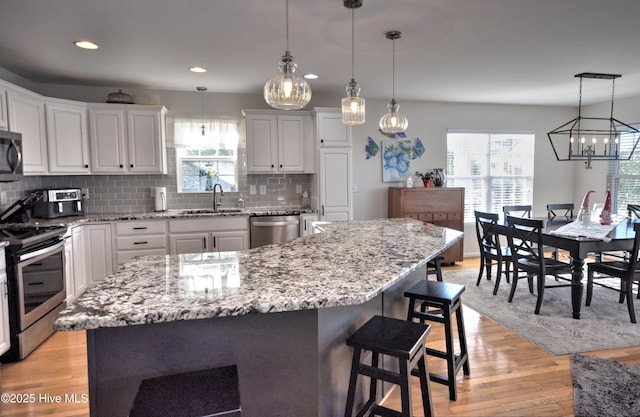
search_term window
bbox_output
[608,131,640,215]
[447,131,535,222]
[174,118,239,193]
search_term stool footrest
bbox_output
[370,404,404,417]
[411,311,445,323]
[357,364,402,385]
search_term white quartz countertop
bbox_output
[53,218,463,331]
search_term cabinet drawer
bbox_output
[447,212,461,221]
[169,217,249,233]
[116,235,167,250]
[432,213,448,221]
[115,220,167,235]
[416,213,433,222]
[116,248,167,265]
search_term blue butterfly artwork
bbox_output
[378,129,407,139]
[365,137,380,159]
[412,137,425,159]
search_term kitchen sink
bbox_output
[179,208,243,214]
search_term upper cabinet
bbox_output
[243,109,313,174]
[88,104,167,174]
[6,87,48,174]
[45,99,91,174]
[0,86,8,130]
[313,107,352,147]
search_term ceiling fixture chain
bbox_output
[341,0,365,125]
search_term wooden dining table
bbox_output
[495,218,638,319]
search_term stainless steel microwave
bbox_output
[0,129,23,182]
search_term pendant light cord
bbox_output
[351,8,355,80]
[392,36,396,100]
[285,0,290,53]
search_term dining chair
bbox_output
[628,204,640,219]
[585,222,640,323]
[502,205,532,219]
[474,210,510,295]
[546,203,574,221]
[505,215,573,314]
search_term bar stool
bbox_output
[130,365,241,417]
[426,255,444,282]
[344,315,433,417]
[404,280,469,401]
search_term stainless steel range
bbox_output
[0,194,68,362]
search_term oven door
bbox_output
[16,240,65,331]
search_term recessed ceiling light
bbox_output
[189,67,207,73]
[304,73,319,80]
[74,40,98,50]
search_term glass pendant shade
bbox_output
[342,79,365,125]
[379,98,408,134]
[264,52,311,110]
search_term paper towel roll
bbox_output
[154,187,167,211]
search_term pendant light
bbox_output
[264,0,312,110]
[197,86,207,136]
[379,31,408,134]
[341,0,365,125]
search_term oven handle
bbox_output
[19,240,64,262]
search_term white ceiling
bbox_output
[2,0,640,106]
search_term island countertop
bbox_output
[53,218,463,331]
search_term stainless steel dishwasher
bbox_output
[250,215,300,248]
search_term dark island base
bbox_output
[87,267,425,417]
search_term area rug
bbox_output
[444,269,640,355]
[571,353,640,417]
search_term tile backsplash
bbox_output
[0,148,313,214]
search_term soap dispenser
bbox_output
[237,193,245,209]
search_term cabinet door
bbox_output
[278,115,305,172]
[0,252,9,356]
[319,148,353,221]
[7,88,48,174]
[0,87,8,130]
[127,110,165,173]
[45,101,90,174]
[89,108,127,173]
[64,236,75,303]
[316,110,351,147]
[300,213,319,236]
[84,224,114,287]
[169,233,209,254]
[71,226,87,297]
[246,114,278,173]
[212,231,248,252]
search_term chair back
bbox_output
[627,222,640,277]
[505,215,546,275]
[547,203,574,221]
[628,204,640,219]
[474,210,501,257]
[503,205,532,218]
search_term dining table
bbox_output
[495,217,638,319]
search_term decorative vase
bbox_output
[422,178,432,187]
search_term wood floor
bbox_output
[1,257,640,417]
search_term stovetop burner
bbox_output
[0,224,67,247]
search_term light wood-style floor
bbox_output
[1,257,640,417]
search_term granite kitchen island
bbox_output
[53,218,463,417]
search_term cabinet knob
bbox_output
[321,139,324,143]
[279,164,283,168]
[120,164,124,168]
[271,164,275,168]
[84,164,89,168]
[130,164,134,168]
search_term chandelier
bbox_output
[547,72,640,169]
[264,0,312,110]
[379,31,408,134]
[341,0,365,125]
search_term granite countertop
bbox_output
[53,218,463,331]
[14,207,317,228]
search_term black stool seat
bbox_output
[130,365,241,417]
[345,315,433,417]
[405,280,470,401]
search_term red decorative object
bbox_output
[577,190,595,223]
[422,178,432,187]
[600,190,612,225]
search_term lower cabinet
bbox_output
[70,225,87,299]
[168,217,249,255]
[83,223,114,287]
[0,249,9,356]
[300,213,319,237]
[114,220,167,265]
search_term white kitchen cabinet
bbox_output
[313,107,352,147]
[0,249,9,356]
[63,233,75,303]
[168,217,249,255]
[45,99,90,174]
[84,223,114,287]
[300,213,319,237]
[6,87,48,174]
[318,148,353,221]
[88,104,167,174]
[243,109,312,173]
[114,220,168,265]
[0,85,8,130]
[71,225,87,298]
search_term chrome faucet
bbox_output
[212,183,223,211]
